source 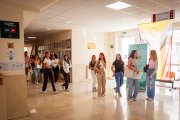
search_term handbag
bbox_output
[143,64,149,72]
[124,65,134,78]
[94,61,100,74]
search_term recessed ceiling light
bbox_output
[105,1,131,10]
[28,37,36,39]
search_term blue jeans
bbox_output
[128,78,139,100]
[146,68,156,99]
[115,72,124,93]
[33,66,40,82]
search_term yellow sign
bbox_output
[7,43,14,48]
[87,43,96,50]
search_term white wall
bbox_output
[72,30,111,82]
[0,3,25,75]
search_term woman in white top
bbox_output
[52,54,60,84]
[144,50,158,101]
[42,52,58,94]
[61,55,72,91]
[95,53,107,97]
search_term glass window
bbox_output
[121,37,135,61]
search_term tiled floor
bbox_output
[13,79,179,120]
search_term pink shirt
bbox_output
[149,59,158,69]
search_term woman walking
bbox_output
[95,53,107,97]
[145,50,158,101]
[111,54,125,97]
[42,52,58,94]
[127,50,139,102]
[30,54,41,85]
[61,55,72,91]
[52,54,60,84]
[89,55,97,92]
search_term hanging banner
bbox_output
[0,20,20,39]
[126,44,148,91]
[151,10,175,22]
[138,20,173,81]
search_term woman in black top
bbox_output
[111,54,125,97]
[89,55,97,92]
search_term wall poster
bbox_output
[6,50,16,62]
[0,20,20,39]
[87,43,96,50]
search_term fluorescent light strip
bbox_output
[105,1,132,10]
[28,37,36,39]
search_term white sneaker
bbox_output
[36,82,39,85]
[43,91,47,94]
[133,98,137,101]
[148,98,153,101]
[101,94,105,97]
[146,97,150,100]
[128,99,133,102]
[54,91,59,94]
[61,85,65,90]
[114,88,117,93]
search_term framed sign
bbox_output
[0,20,20,39]
[66,39,71,48]
[7,43,14,49]
[48,44,51,50]
[58,42,61,48]
[52,43,55,49]
[55,43,58,48]
[62,40,66,49]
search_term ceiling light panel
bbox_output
[105,1,132,10]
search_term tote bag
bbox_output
[124,65,134,78]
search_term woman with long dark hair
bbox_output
[52,54,60,84]
[42,52,58,94]
[30,54,41,85]
[61,55,72,91]
[111,54,125,97]
[95,53,107,97]
[127,50,139,102]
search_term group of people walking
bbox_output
[24,51,72,94]
[89,50,158,101]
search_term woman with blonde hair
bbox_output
[89,55,97,92]
[145,50,158,101]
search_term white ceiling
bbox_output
[24,0,180,41]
